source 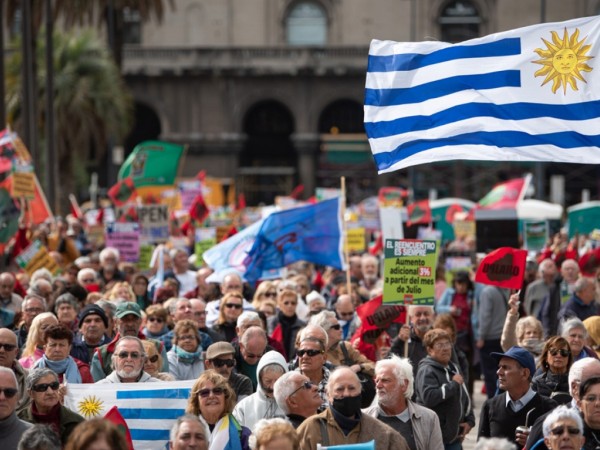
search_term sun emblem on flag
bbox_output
[532,27,594,94]
[77,395,104,418]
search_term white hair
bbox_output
[542,405,583,438]
[375,354,414,399]
[474,438,516,450]
[237,311,260,328]
[99,247,120,264]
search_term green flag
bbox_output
[118,141,185,187]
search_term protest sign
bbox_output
[315,187,342,201]
[15,240,58,276]
[137,244,154,271]
[137,204,169,244]
[195,228,217,264]
[453,220,476,239]
[11,171,35,199]
[383,239,437,305]
[105,222,140,263]
[475,247,527,289]
[346,227,366,252]
[523,220,548,251]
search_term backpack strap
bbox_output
[339,341,353,366]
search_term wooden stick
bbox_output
[341,177,352,297]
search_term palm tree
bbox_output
[5,28,133,210]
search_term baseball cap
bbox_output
[78,304,109,328]
[115,302,142,319]
[206,342,235,360]
[491,346,536,378]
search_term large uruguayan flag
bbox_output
[365,15,600,173]
[65,381,194,450]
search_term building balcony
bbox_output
[122,45,369,77]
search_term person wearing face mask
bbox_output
[232,351,288,429]
[297,366,409,450]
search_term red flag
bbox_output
[355,295,406,344]
[196,170,206,183]
[221,225,238,242]
[96,207,104,225]
[407,199,431,227]
[189,192,209,224]
[68,194,82,220]
[475,247,527,289]
[108,177,136,207]
[290,184,304,200]
[477,177,529,210]
[237,193,246,210]
[103,406,134,450]
[579,248,600,277]
[445,204,464,224]
[117,205,138,223]
[368,234,383,256]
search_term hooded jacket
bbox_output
[415,356,475,444]
[232,351,288,429]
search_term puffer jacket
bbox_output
[415,356,475,444]
[232,351,288,429]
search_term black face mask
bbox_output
[332,394,362,417]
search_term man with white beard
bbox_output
[96,337,160,383]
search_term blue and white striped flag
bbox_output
[65,380,195,450]
[365,15,600,173]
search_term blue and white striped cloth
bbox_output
[365,15,600,173]
[65,380,195,450]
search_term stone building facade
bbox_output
[120,0,600,205]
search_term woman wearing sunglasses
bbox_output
[540,405,585,450]
[19,368,84,445]
[141,340,174,381]
[143,305,171,340]
[532,336,573,405]
[186,370,251,450]
[213,293,245,342]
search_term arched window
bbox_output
[439,0,481,43]
[286,2,327,46]
[318,99,364,134]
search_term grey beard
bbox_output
[116,367,142,380]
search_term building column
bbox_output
[292,133,320,199]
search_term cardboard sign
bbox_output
[380,206,404,243]
[12,172,35,199]
[453,220,476,239]
[315,187,341,201]
[195,227,217,263]
[137,244,154,271]
[137,204,169,244]
[523,220,548,252]
[15,240,58,276]
[346,227,366,252]
[105,222,140,263]
[383,239,437,305]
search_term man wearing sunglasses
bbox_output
[0,366,31,446]
[274,371,322,428]
[96,336,160,383]
[204,342,252,402]
[0,329,29,415]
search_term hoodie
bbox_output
[232,351,288,429]
[415,356,475,444]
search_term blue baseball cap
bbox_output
[491,346,536,378]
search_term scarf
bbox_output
[209,414,242,450]
[173,345,202,365]
[34,355,82,384]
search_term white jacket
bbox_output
[232,351,287,428]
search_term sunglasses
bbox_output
[147,355,159,363]
[290,381,314,397]
[211,359,235,368]
[550,426,580,436]
[32,381,60,393]
[0,343,17,351]
[116,352,142,359]
[329,324,341,330]
[148,317,164,323]
[549,348,570,357]
[225,303,242,309]
[197,387,225,398]
[178,335,197,341]
[0,388,18,398]
[264,292,277,298]
[297,349,323,357]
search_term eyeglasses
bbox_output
[211,359,235,368]
[329,324,341,330]
[0,343,17,351]
[32,381,60,393]
[297,349,323,357]
[264,292,277,298]
[290,381,314,397]
[116,352,142,359]
[549,426,580,436]
[147,355,159,363]
[197,387,225,398]
[433,342,452,350]
[148,317,164,323]
[0,388,18,398]
[549,348,570,357]
[224,303,242,309]
[583,395,600,404]
[178,335,197,341]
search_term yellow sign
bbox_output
[15,240,58,276]
[346,227,366,252]
[453,220,476,239]
[12,172,35,199]
[533,27,593,94]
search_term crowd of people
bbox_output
[1,214,600,450]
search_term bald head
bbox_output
[221,273,243,295]
[568,357,600,399]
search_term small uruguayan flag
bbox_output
[65,381,195,450]
[365,15,600,173]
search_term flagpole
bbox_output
[340,176,352,297]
